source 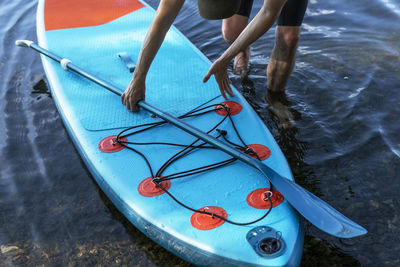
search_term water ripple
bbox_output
[379,126,400,158]
[379,0,400,16]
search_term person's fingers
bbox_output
[135,101,141,112]
[220,88,228,99]
[126,99,132,111]
[130,93,145,113]
[203,71,212,83]
[134,98,141,112]
[217,79,227,99]
[225,79,234,96]
[222,79,233,97]
[131,98,139,112]
[203,62,232,99]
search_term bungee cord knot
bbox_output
[243,145,261,160]
[216,129,227,136]
[151,176,163,184]
[203,206,215,218]
[264,190,273,201]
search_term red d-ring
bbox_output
[98,135,128,153]
[138,177,171,197]
[242,144,271,161]
[247,188,284,209]
[215,101,242,116]
[191,206,227,230]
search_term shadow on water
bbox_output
[32,79,51,98]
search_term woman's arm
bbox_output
[203,0,287,98]
[122,0,185,112]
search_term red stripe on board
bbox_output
[45,0,145,31]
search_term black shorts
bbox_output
[236,0,308,27]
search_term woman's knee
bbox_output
[275,26,301,50]
[222,15,249,42]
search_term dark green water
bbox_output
[1,0,399,266]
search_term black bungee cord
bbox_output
[115,103,274,226]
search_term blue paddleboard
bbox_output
[36,0,304,265]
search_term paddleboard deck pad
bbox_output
[37,0,304,266]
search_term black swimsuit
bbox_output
[236,0,308,27]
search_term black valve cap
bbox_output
[258,238,282,255]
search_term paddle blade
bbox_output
[259,164,367,238]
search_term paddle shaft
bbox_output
[17,40,367,238]
[24,41,258,165]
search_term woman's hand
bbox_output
[203,58,234,99]
[121,78,146,112]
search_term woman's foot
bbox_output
[233,46,250,78]
[266,91,295,129]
